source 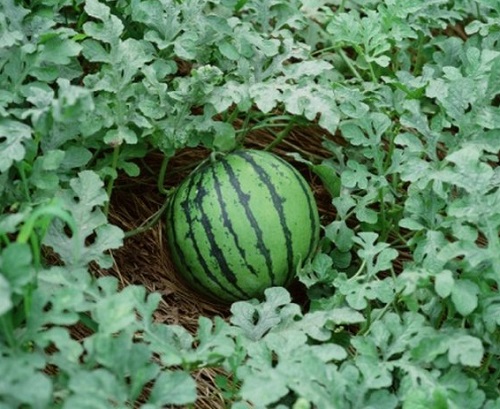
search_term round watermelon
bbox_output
[166,149,320,303]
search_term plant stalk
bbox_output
[104,145,121,216]
[265,121,295,151]
[124,199,171,238]
[157,155,170,196]
[0,314,16,349]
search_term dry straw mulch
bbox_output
[103,124,337,408]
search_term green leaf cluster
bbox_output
[1,0,500,407]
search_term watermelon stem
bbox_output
[338,47,364,81]
[210,151,226,162]
[265,120,295,151]
[157,155,171,196]
[349,259,367,281]
[16,161,32,204]
[234,111,252,147]
[104,145,120,216]
[0,315,16,349]
[124,199,170,238]
[225,106,240,124]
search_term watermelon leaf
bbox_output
[1,1,500,408]
[147,371,197,406]
[230,287,293,341]
[43,171,124,268]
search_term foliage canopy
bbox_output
[1,0,500,408]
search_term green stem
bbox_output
[124,199,170,239]
[358,302,372,335]
[157,155,170,196]
[393,229,409,247]
[384,127,397,172]
[264,121,295,151]
[30,231,41,270]
[311,45,336,57]
[478,353,493,376]
[352,44,377,83]
[235,121,290,134]
[359,301,392,337]
[78,313,98,333]
[349,260,366,281]
[104,145,120,216]
[314,24,363,81]
[17,162,32,204]
[368,61,377,83]
[413,32,426,76]
[0,233,10,246]
[337,48,363,81]
[75,3,88,31]
[234,114,294,139]
[434,303,448,329]
[475,2,482,20]
[235,111,253,147]
[378,189,388,241]
[0,314,16,349]
[226,107,240,124]
[23,233,42,321]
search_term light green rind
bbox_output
[166,149,320,303]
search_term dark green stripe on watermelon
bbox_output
[191,169,251,299]
[234,151,294,285]
[272,154,320,260]
[173,167,243,301]
[210,165,260,277]
[166,184,203,287]
[219,157,275,283]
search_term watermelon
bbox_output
[166,149,320,303]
